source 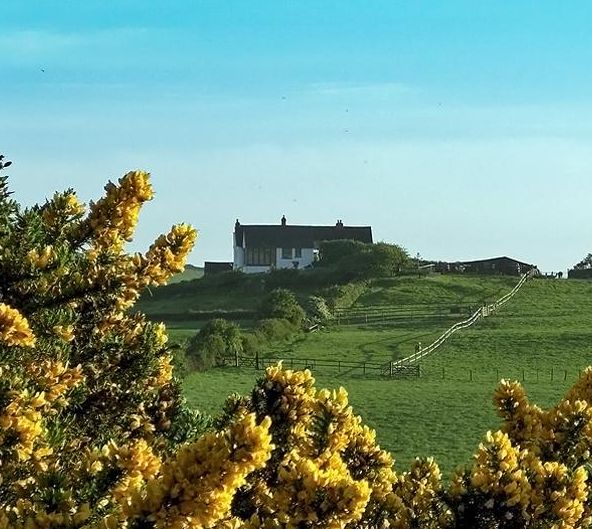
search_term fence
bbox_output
[217,354,420,378]
[215,271,532,379]
[420,365,588,384]
[217,353,585,384]
[387,271,532,370]
[333,303,475,326]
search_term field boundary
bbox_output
[387,270,533,371]
[217,354,421,378]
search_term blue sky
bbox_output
[2,1,592,272]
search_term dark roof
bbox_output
[459,256,535,268]
[204,261,233,274]
[234,224,373,248]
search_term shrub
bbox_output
[0,167,223,527]
[255,318,296,342]
[241,331,265,358]
[318,239,409,280]
[305,294,332,324]
[186,318,243,370]
[259,287,306,326]
[323,280,368,310]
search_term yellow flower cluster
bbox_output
[0,303,36,347]
[494,379,544,452]
[125,413,273,529]
[26,360,84,407]
[389,458,450,529]
[0,387,46,463]
[87,170,154,252]
[230,365,404,528]
[264,449,371,528]
[105,439,163,515]
[453,424,591,527]
[469,431,532,510]
[27,245,56,270]
[41,191,85,228]
[141,223,198,285]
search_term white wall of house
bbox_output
[275,247,315,270]
[233,245,245,269]
[233,246,316,273]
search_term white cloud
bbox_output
[0,27,153,62]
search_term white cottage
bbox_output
[233,216,373,273]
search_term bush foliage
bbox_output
[259,287,306,326]
[186,318,243,370]
[318,240,409,281]
[3,161,592,529]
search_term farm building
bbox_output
[204,261,233,275]
[233,216,373,273]
[435,256,537,276]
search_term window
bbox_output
[294,248,302,258]
[246,247,273,266]
[282,248,292,259]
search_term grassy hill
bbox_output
[182,276,592,477]
[166,264,204,284]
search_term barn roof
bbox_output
[459,256,535,268]
[234,222,373,248]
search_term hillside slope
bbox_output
[185,277,592,477]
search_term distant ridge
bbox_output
[167,264,204,284]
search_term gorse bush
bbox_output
[3,160,592,528]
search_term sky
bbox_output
[2,1,592,272]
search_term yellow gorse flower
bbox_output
[0,303,35,347]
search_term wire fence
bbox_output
[333,303,476,326]
[217,354,420,378]
[217,353,587,385]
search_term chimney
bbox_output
[235,218,240,229]
[281,215,287,227]
[336,219,344,229]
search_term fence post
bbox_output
[390,362,393,377]
[255,351,260,370]
[564,370,568,381]
[234,350,239,367]
[338,361,341,373]
[442,367,445,380]
[469,369,473,382]
[551,368,554,382]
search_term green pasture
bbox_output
[182,276,592,478]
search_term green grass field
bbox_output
[182,275,592,477]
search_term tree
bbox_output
[574,253,592,270]
[259,287,306,326]
[318,240,409,280]
[186,318,243,370]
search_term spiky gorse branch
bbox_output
[448,375,592,529]
[0,170,210,528]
